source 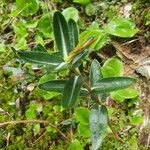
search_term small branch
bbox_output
[108,120,124,144]
[0,120,48,127]
[121,37,144,46]
[0,120,70,142]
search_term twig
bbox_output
[0,120,48,127]
[121,37,144,46]
[0,120,70,142]
[108,120,124,144]
[33,131,47,144]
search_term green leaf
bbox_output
[91,77,136,94]
[90,105,108,150]
[102,57,124,78]
[62,76,84,109]
[68,19,79,50]
[33,124,40,135]
[16,0,39,16]
[62,7,79,22]
[33,44,47,52]
[14,50,63,66]
[85,3,96,16]
[90,59,102,87]
[72,49,90,68]
[25,104,37,119]
[37,14,52,38]
[13,22,28,38]
[73,0,90,5]
[0,43,6,54]
[105,17,138,37]
[36,74,60,100]
[111,88,139,102]
[80,88,89,96]
[39,79,88,96]
[67,139,83,150]
[39,80,66,93]
[80,28,109,51]
[129,116,143,125]
[53,11,71,58]
[90,59,108,102]
[75,107,90,125]
[78,123,90,138]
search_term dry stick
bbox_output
[33,131,47,144]
[108,120,124,144]
[121,36,144,46]
[0,120,70,142]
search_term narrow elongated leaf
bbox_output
[39,80,88,96]
[53,11,71,58]
[80,88,89,96]
[14,50,63,65]
[68,19,79,50]
[91,77,136,94]
[72,49,90,68]
[90,59,102,87]
[33,44,47,52]
[38,80,66,93]
[62,76,84,109]
[90,59,108,102]
[90,105,108,150]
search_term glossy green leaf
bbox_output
[78,123,90,137]
[16,0,39,16]
[80,29,109,51]
[73,0,90,5]
[68,19,79,50]
[39,80,88,96]
[53,11,71,58]
[39,80,66,93]
[62,76,84,109]
[111,88,139,102]
[90,105,108,150]
[80,88,89,96]
[105,17,138,37]
[75,107,90,125]
[90,59,102,87]
[62,7,79,22]
[72,49,90,68]
[37,14,52,38]
[33,44,47,52]
[102,57,124,78]
[91,77,136,94]
[14,50,63,66]
[67,139,83,150]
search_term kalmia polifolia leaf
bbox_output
[90,105,108,150]
[62,75,84,109]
